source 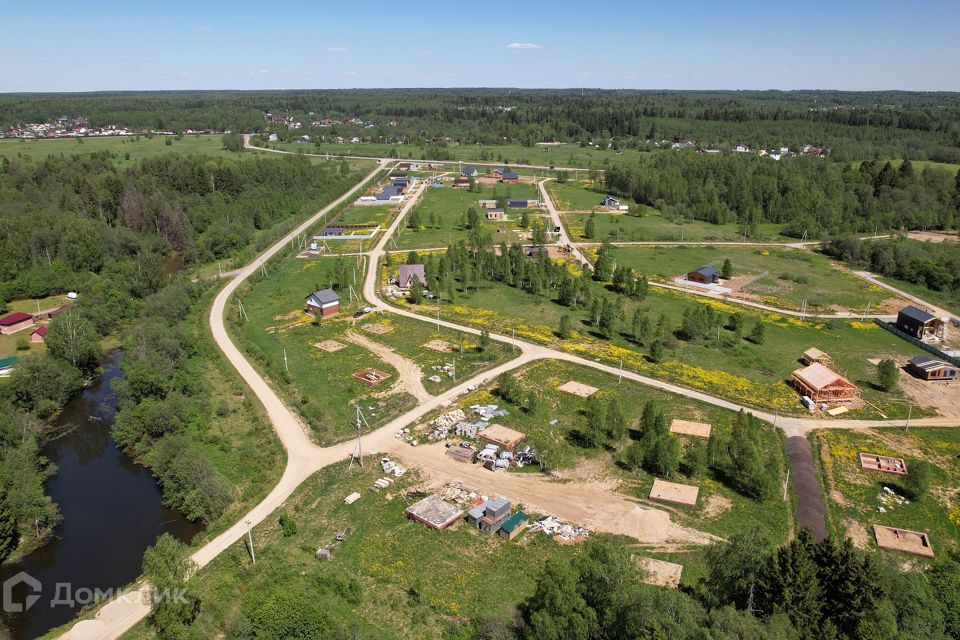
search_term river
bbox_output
[0,351,203,639]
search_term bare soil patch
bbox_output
[314,339,346,353]
[701,494,732,519]
[843,518,869,549]
[670,419,711,438]
[635,557,683,588]
[558,380,598,398]
[649,479,700,506]
[362,323,393,335]
[422,339,454,353]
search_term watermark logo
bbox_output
[3,572,41,613]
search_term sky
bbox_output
[1,0,958,92]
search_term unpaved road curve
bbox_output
[344,330,432,403]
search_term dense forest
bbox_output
[0,145,366,559]
[605,156,960,238]
[3,89,960,162]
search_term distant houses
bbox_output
[907,355,959,381]
[500,171,519,183]
[305,288,340,318]
[461,166,478,177]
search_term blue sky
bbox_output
[2,0,958,92]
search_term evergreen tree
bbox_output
[648,338,664,363]
[759,530,823,635]
[721,258,733,278]
[408,277,424,304]
[584,215,596,239]
[558,313,573,339]
[0,486,19,564]
[749,321,766,344]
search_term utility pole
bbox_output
[905,404,912,433]
[618,358,623,383]
[783,469,791,501]
[246,520,256,565]
[283,348,288,373]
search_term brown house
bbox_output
[686,266,720,284]
[907,355,959,381]
[791,363,859,402]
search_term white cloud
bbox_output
[505,42,542,50]
[325,47,348,54]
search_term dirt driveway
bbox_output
[344,330,432,403]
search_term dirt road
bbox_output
[344,330,432,403]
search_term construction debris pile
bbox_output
[530,515,590,543]
[428,404,510,441]
[429,363,456,381]
[877,486,910,513]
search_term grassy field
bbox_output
[814,427,960,563]
[394,182,546,250]
[546,180,621,211]
[121,460,592,640]
[394,263,932,417]
[565,211,788,243]
[269,141,646,169]
[609,245,891,312]
[0,135,376,171]
[231,254,512,443]
[870,273,960,317]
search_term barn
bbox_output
[305,289,340,318]
[907,355,959,381]
[791,363,859,402]
[0,312,34,335]
[686,266,720,285]
[895,306,945,341]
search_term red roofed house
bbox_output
[0,312,34,335]
[31,326,47,343]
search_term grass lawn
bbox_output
[231,256,418,445]
[610,245,892,312]
[271,141,647,170]
[0,135,244,167]
[394,182,546,250]
[814,427,960,563]
[546,180,619,211]
[871,274,960,317]
[395,262,931,417]
[565,211,788,243]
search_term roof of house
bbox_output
[0,356,18,369]
[792,363,856,391]
[691,266,720,278]
[507,199,527,206]
[488,208,505,213]
[398,264,426,284]
[500,511,529,534]
[307,288,339,305]
[803,347,828,360]
[0,312,32,326]
[603,195,619,202]
[32,326,48,337]
[462,166,477,174]
[501,171,519,180]
[909,355,956,372]
[898,305,936,324]
[378,185,402,197]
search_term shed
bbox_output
[30,326,47,343]
[499,511,529,540]
[486,208,505,221]
[452,177,471,188]
[896,305,944,341]
[791,363,859,402]
[507,199,528,208]
[801,347,832,366]
[398,264,427,289]
[478,199,498,209]
[405,495,463,530]
[686,266,720,285]
[601,195,620,207]
[306,288,340,317]
[479,424,526,450]
[0,312,34,335]
[907,355,959,381]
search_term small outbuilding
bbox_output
[486,208,505,221]
[907,355,959,381]
[452,177,471,189]
[398,264,427,289]
[601,195,620,207]
[498,511,529,540]
[305,288,340,317]
[686,266,720,285]
[791,363,859,403]
[0,312,34,335]
[405,494,463,530]
[478,199,498,209]
[801,347,833,366]
[507,198,535,208]
[479,424,526,450]
[30,326,47,343]
[895,305,945,341]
